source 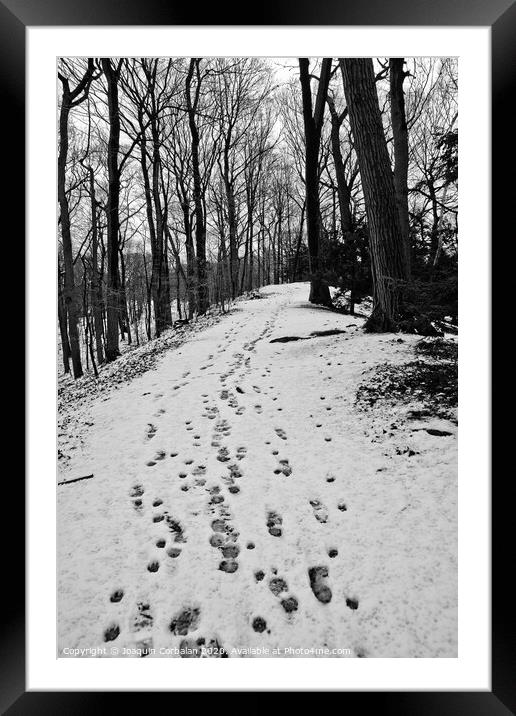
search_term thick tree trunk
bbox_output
[58,90,83,378]
[389,58,411,276]
[150,121,173,335]
[299,58,332,306]
[186,59,209,315]
[101,58,121,361]
[341,58,408,331]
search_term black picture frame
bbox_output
[5,0,512,711]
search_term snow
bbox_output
[58,282,457,658]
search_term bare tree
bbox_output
[298,57,332,306]
[100,58,123,361]
[389,58,411,276]
[185,59,209,314]
[340,58,408,331]
[58,58,96,378]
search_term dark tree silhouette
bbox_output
[101,58,123,361]
[299,57,332,306]
[58,58,95,378]
[340,58,408,331]
[389,58,411,276]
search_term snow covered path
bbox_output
[58,283,457,658]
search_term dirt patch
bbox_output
[356,338,457,421]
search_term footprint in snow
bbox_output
[169,607,200,636]
[145,424,157,440]
[103,624,120,642]
[217,447,231,463]
[269,576,288,596]
[179,636,228,658]
[266,511,283,537]
[310,499,329,523]
[308,566,332,604]
[252,617,267,633]
[132,602,153,631]
[166,515,186,543]
[281,596,299,613]
[227,463,243,480]
[236,446,247,461]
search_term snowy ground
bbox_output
[58,282,457,658]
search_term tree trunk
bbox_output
[225,177,238,300]
[150,120,172,334]
[341,58,408,332]
[58,279,71,374]
[292,201,306,282]
[182,201,196,319]
[299,58,332,306]
[58,87,83,378]
[247,213,254,292]
[88,169,104,364]
[389,58,411,276]
[186,59,209,315]
[428,176,440,262]
[101,58,121,361]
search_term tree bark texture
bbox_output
[299,58,332,306]
[341,58,408,331]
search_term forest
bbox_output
[58,57,458,379]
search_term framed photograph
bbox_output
[5,0,511,710]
